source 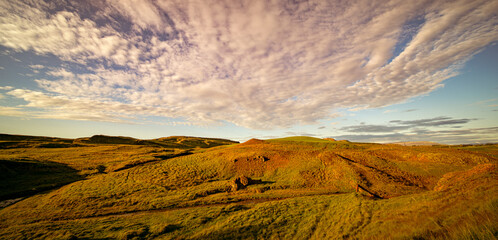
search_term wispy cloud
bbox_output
[389,116,476,127]
[336,116,490,144]
[473,98,496,105]
[0,106,28,117]
[334,127,498,144]
[0,0,497,129]
[29,65,45,70]
[340,124,411,133]
[341,116,476,133]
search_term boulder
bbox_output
[230,176,262,192]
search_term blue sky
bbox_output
[0,0,497,144]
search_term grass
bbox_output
[0,135,237,204]
[0,135,496,239]
[1,189,495,239]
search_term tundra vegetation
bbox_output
[0,134,496,239]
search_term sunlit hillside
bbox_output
[0,135,496,239]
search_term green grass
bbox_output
[1,188,495,239]
[0,135,237,204]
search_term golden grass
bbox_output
[0,136,496,239]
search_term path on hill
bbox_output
[47,191,350,223]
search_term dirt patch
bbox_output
[0,197,24,208]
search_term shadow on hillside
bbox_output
[0,159,84,202]
[111,151,195,172]
[154,150,193,160]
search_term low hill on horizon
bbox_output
[0,133,239,149]
[391,141,443,146]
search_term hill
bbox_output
[392,141,442,146]
[74,135,238,148]
[74,135,142,145]
[267,136,331,143]
[0,133,71,142]
[0,134,238,201]
[0,135,496,239]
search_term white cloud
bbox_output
[105,0,170,33]
[29,64,45,69]
[0,0,497,129]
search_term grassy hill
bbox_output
[0,134,238,202]
[0,135,496,239]
[267,136,331,143]
[392,141,442,146]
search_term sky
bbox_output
[0,0,497,144]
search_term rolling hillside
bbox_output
[0,135,496,239]
[0,135,238,201]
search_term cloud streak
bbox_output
[389,116,476,127]
[335,116,494,144]
[334,127,498,144]
[0,0,497,129]
[340,116,475,133]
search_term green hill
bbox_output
[73,135,239,149]
[0,135,496,239]
[0,134,238,203]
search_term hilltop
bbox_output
[74,135,238,148]
[391,141,442,146]
[0,135,496,239]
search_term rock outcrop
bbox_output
[230,176,262,191]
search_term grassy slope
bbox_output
[0,135,237,203]
[0,137,496,239]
